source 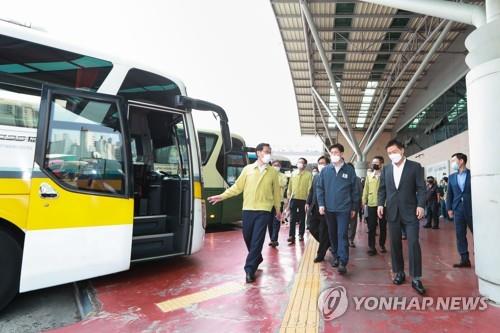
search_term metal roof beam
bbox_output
[282,38,456,44]
[285,50,465,54]
[363,20,454,154]
[279,27,465,33]
[300,0,361,157]
[276,13,422,19]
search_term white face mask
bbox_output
[389,153,402,164]
[297,162,304,170]
[318,164,325,172]
[451,161,459,171]
[273,166,281,172]
[330,154,341,163]
[261,153,272,164]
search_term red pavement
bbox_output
[50,220,500,333]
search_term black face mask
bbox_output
[372,164,380,170]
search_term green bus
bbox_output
[198,130,248,224]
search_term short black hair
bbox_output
[256,143,271,152]
[298,157,308,164]
[385,139,404,150]
[373,155,385,164]
[329,143,344,153]
[443,176,448,182]
[318,155,330,164]
[427,176,435,181]
[452,152,467,165]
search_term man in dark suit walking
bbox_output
[446,153,473,268]
[306,155,330,263]
[378,139,426,294]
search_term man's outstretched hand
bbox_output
[207,195,223,205]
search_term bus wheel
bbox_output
[0,230,22,311]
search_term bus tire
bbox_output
[0,230,22,312]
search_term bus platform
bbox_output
[51,221,499,333]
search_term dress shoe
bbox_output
[393,272,406,285]
[287,236,295,244]
[331,257,339,267]
[453,260,471,268]
[412,280,426,295]
[380,246,387,253]
[313,256,324,263]
[338,263,347,275]
[349,241,356,248]
[423,224,432,229]
[299,235,304,241]
[245,272,255,283]
[367,249,377,256]
[273,241,279,247]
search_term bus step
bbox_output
[131,233,175,260]
[133,215,171,236]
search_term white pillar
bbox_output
[354,160,368,178]
[465,0,500,304]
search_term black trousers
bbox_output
[425,202,440,227]
[242,210,273,274]
[388,213,422,278]
[367,206,387,250]
[307,210,329,259]
[268,202,284,242]
[289,199,306,238]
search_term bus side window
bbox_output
[226,152,246,186]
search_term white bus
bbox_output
[0,20,232,310]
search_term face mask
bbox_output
[297,162,304,170]
[261,153,271,164]
[318,164,325,172]
[451,161,459,171]
[273,166,280,172]
[372,164,380,171]
[330,154,341,163]
[389,153,402,164]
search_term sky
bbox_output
[2,0,323,159]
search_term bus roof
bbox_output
[0,19,187,96]
[197,129,245,144]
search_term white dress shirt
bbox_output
[334,161,344,174]
[393,158,406,189]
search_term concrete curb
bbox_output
[73,281,100,320]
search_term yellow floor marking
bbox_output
[155,281,246,313]
[280,238,321,333]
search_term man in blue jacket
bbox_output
[317,144,360,275]
[447,153,473,268]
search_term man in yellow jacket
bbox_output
[287,158,313,243]
[208,143,282,283]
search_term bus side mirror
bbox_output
[175,95,232,154]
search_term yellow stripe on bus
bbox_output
[25,178,133,231]
[194,181,202,199]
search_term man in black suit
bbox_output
[378,139,426,294]
[306,155,330,263]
